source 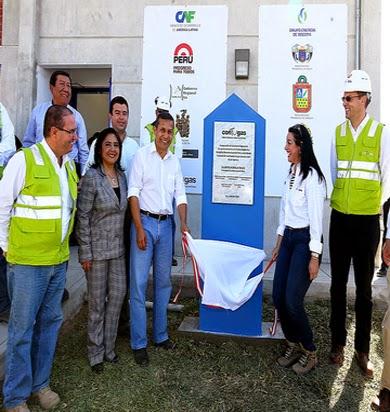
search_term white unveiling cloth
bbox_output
[184,233,266,311]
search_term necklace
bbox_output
[104,168,118,187]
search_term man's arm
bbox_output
[129,196,147,250]
[0,151,26,252]
[380,125,390,204]
[23,106,39,148]
[0,103,16,167]
[177,203,189,233]
[75,112,90,170]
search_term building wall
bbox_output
[0,0,384,260]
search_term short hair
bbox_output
[109,96,129,114]
[154,111,174,128]
[43,105,73,138]
[92,127,123,171]
[49,70,71,87]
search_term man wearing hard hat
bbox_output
[329,70,390,379]
[140,96,183,266]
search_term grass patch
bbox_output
[1,298,385,411]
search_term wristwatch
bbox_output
[311,252,320,259]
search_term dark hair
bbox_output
[288,124,326,183]
[109,96,129,114]
[92,127,123,171]
[49,70,71,87]
[43,105,73,138]
[154,111,174,128]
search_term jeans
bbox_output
[329,209,379,353]
[129,214,172,349]
[272,227,315,351]
[3,262,67,409]
[0,252,10,313]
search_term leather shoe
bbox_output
[104,354,119,363]
[371,388,390,411]
[154,339,175,350]
[91,362,104,374]
[329,344,344,366]
[172,258,178,266]
[133,348,149,366]
[355,351,374,378]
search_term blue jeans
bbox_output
[0,252,10,313]
[3,262,67,408]
[272,227,315,351]
[129,214,172,349]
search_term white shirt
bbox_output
[128,142,187,214]
[140,125,183,159]
[0,102,16,167]
[83,135,139,181]
[0,139,73,251]
[330,114,390,205]
[277,164,326,254]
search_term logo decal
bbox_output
[293,75,312,113]
[173,43,194,74]
[298,8,307,24]
[175,11,196,23]
[291,44,313,63]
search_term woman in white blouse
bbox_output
[271,124,326,375]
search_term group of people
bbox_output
[271,70,389,411]
[0,67,389,412]
[0,71,188,412]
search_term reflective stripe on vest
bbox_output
[330,118,383,215]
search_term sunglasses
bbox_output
[341,94,363,103]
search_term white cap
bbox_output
[155,96,171,111]
[344,70,372,93]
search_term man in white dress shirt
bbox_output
[128,111,189,366]
[329,70,390,377]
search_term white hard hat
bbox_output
[344,70,372,93]
[154,96,171,111]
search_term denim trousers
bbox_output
[3,262,67,409]
[272,227,315,351]
[0,253,10,313]
[129,214,172,349]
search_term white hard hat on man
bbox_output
[344,69,372,93]
[154,96,171,112]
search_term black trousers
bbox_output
[329,209,380,353]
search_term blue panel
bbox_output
[200,93,266,336]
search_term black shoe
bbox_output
[172,258,178,266]
[104,355,119,363]
[377,266,388,277]
[155,339,176,350]
[91,362,104,374]
[133,348,149,366]
[62,288,70,303]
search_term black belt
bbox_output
[140,210,168,221]
[285,225,309,231]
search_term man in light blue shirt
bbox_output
[23,70,89,173]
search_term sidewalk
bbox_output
[0,247,388,379]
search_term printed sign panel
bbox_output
[141,6,228,194]
[212,122,255,205]
[259,4,347,195]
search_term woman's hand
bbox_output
[136,226,147,250]
[308,257,320,280]
[81,260,92,273]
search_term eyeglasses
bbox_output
[56,127,77,136]
[341,94,363,103]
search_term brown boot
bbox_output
[32,387,60,410]
[292,348,318,375]
[329,344,344,366]
[277,341,301,368]
[6,403,30,412]
[355,351,374,378]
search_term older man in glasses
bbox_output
[0,105,78,411]
[329,70,390,378]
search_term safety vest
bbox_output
[7,143,78,265]
[330,118,383,215]
[145,123,178,154]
